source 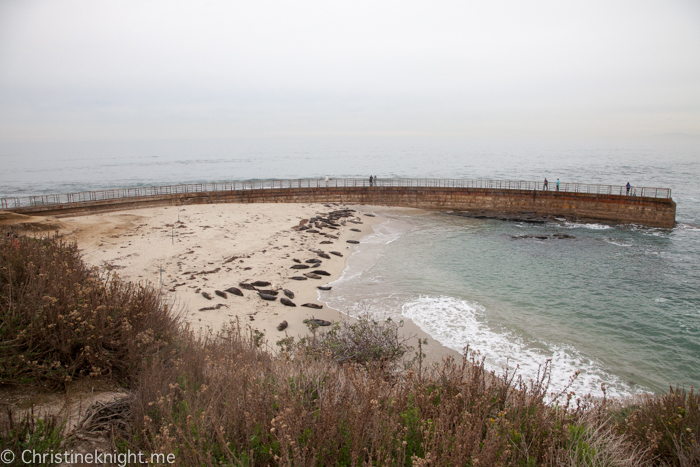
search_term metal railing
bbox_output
[0,178,672,210]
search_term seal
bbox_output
[283,289,295,299]
[346,240,360,244]
[290,276,307,280]
[301,303,323,309]
[258,293,277,301]
[201,291,213,300]
[225,287,244,296]
[214,290,227,298]
[317,286,332,291]
[277,320,288,331]
[304,318,331,326]
[280,297,296,307]
[251,281,271,287]
[312,270,330,276]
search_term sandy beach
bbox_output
[43,203,458,362]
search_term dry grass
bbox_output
[126,321,646,466]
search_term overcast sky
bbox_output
[1,0,699,142]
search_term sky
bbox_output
[0,0,699,142]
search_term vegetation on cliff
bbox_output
[1,234,698,466]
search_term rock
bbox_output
[290,276,308,280]
[214,290,227,299]
[290,264,310,269]
[313,270,331,276]
[258,293,277,301]
[303,318,331,326]
[347,240,360,244]
[251,281,271,287]
[280,298,296,307]
[301,303,323,309]
[317,286,332,291]
[239,282,257,290]
[277,320,288,331]
[330,251,343,257]
[283,289,295,299]
[225,287,244,296]
[350,228,361,232]
[304,273,323,279]
[258,289,278,295]
[201,291,213,300]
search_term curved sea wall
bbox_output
[8,186,676,228]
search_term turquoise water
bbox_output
[324,213,699,397]
[2,136,698,396]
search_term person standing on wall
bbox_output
[369,175,373,187]
[544,178,548,190]
[556,178,560,191]
[626,182,631,195]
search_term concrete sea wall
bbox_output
[9,186,676,228]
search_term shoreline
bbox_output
[54,203,459,364]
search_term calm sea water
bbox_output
[2,136,698,396]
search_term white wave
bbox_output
[675,223,700,232]
[402,296,647,399]
[604,238,632,247]
[561,222,612,230]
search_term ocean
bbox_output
[1,136,698,397]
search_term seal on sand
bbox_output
[225,287,244,296]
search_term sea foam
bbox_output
[402,295,647,399]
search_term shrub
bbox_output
[303,314,418,371]
[0,234,179,388]
[613,387,700,466]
